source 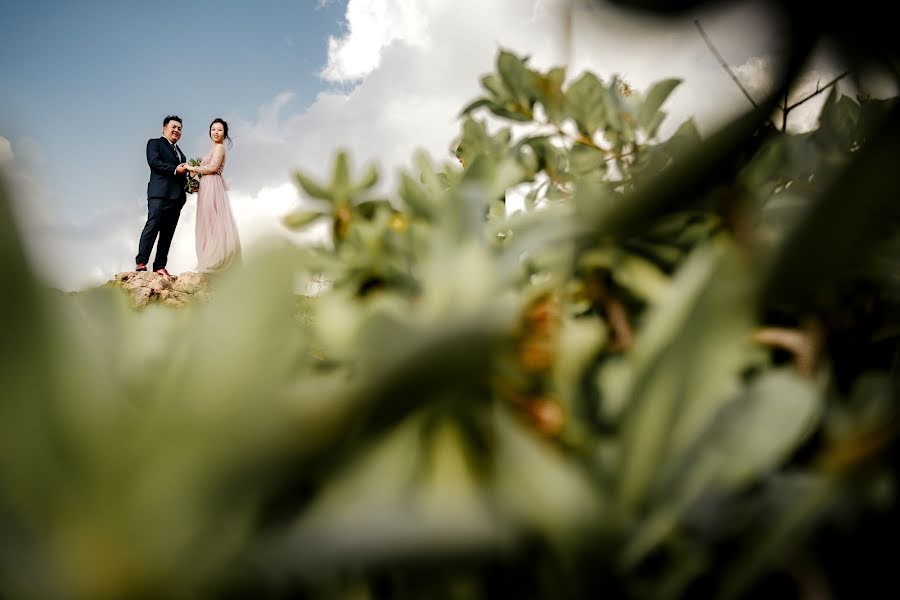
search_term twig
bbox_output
[694,19,757,108]
[784,71,849,112]
[782,90,789,131]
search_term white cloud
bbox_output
[320,0,430,82]
[0,136,12,164]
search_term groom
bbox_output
[135,115,190,276]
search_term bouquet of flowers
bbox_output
[184,157,202,193]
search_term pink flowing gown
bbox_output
[194,146,241,272]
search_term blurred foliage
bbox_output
[2,2,900,598]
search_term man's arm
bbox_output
[146,139,185,175]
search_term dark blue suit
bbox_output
[135,137,188,270]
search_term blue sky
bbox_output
[1,0,345,224]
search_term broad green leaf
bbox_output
[661,118,701,158]
[644,110,667,139]
[812,87,859,153]
[566,73,607,137]
[605,237,756,513]
[536,66,567,124]
[709,369,822,489]
[497,50,537,111]
[638,78,681,131]
[494,407,606,535]
[568,142,607,178]
[481,73,511,103]
[602,78,628,141]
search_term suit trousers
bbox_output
[136,197,184,270]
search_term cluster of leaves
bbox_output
[274,49,900,599]
[1,37,899,600]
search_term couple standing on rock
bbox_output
[134,115,242,277]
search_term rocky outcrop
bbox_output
[110,271,211,308]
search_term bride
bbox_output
[187,118,242,272]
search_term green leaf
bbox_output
[355,164,379,191]
[644,110,667,139]
[761,104,900,311]
[707,369,822,489]
[602,238,756,513]
[566,73,607,137]
[332,151,351,195]
[460,97,492,116]
[497,50,537,112]
[638,78,681,131]
[282,210,327,230]
[661,118,701,158]
[454,118,513,165]
[536,66,567,124]
[602,78,627,138]
[812,88,859,153]
[294,170,332,201]
[568,143,608,178]
[399,172,434,219]
[481,73,511,103]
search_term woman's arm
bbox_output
[190,145,225,175]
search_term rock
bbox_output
[109,270,211,309]
[172,272,207,294]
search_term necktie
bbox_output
[172,144,180,162]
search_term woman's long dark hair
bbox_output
[209,118,233,149]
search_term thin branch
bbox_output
[694,19,757,108]
[784,71,849,112]
[782,90,789,131]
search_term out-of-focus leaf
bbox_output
[620,367,822,568]
[460,97,493,116]
[537,66,567,124]
[267,415,509,570]
[282,210,327,230]
[332,151,351,195]
[760,104,900,311]
[497,50,538,113]
[568,143,607,178]
[355,163,379,191]
[601,237,756,513]
[719,474,835,600]
[687,369,822,492]
[398,172,434,219]
[575,106,769,240]
[566,73,607,137]
[494,406,606,536]
[293,170,332,201]
[638,79,681,131]
[580,246,671,304]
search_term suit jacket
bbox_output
[146,137,188,202]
